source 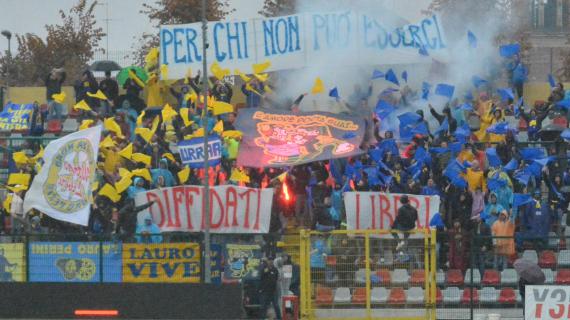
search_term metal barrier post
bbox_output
[25,233,29,282]
[299,229,309,319]
[470,231,475,320]
[99,239,103,283]
[364,232,371,319]
[430,229,437,320]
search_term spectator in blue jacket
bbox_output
[516,191,550,251]
[482,193,505,227]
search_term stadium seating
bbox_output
[442,287,461,305]
[539,250,556,269]
[558,250,570,267]
[447,269,464,286]
[410,269,425,287]
[316,287,333,305]
[498,288,517,304]
[352,288,366,304]
[388,288,406,305]
[325,256,337,267]
[371,287,389,304]
[406,287,424,304]
[436,288,443,305]
[480,287,498,304]
[522,250,538,264]
[548,232,559,249]
[461,288,479,304]
[481,270,500,286]
[376,269,391,285]
[62,118,78,133]
[436,271,445,286]
[555,269,570,285]
[46,119,62,134]
[333,287,351,303]
[543,268,555,284]
[355,269,366,284]
[464,269,481,286]
[391,269,410,286]
[501,269,518,286]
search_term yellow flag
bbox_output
[213,120,224,134]
[100,136,115,149]
[32,146,44,162]
[52,92,66,104]
[222,130,242,139]
[178,167,190,184]
[12,151,30,165]
[104,117,124,139]
[86,90,108,100]
[245,83,262,96]
[162,153,175,162]
[235,69,251,82]
[129,69,146,88]
[7,185,28,193]
[192,128,204,138]
[151,116,160,133]
[132,153,152,166]
[185,92,198,103]
[210,101,234,116]
[8,173,30,186]
[118,143,133,159]
[92,181,99,192]
[73,100,92,111]
[230,168,250,183]
[119,168,133,179]
[253,60,271,74]
[132,168,152,182]
[311,77,325,94]
[254,73,269,82]
[160,64,169,80]
[3,194,12,212]
[79,119,94,130]
[211,61,229,81]
[115,176,132,194]
[161,103,178,122]
[276,171,288,182]
[179,108,194,127]
[99,184,121,203]
[136,110,146,127]
[135,127,153,143]
[264,84,273,94]
[145,47,159,69]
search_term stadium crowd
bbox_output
[1,51,569,280]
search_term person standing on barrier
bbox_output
[391,195,418,251]
[259,257,281,320]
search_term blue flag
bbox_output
[459,103,473,111]
[398,112,421,127]
[513,194,533,207]
[410,122,429,136]
[430,213,445,228]
[550,182,566,201]
[504,158,518,171]
[472,75,487,88]
[444,159,467,179]
[454,123,471,138]
[329,159,343,184]
[548,74,556,88]
[414,147,431,166]
[534,156,556,167]
[486,148,502,167]
[375,100,395,120]
[449,175,468,189]
[556,99,570,110]
[497,88,515,102]
[467,30,477,48]
[377,139,399,157]
[434,118,449,136]
[371,69,384,80]
[514,171,531,186]
[380,88,399,97]
[429,147,449,154]
[422,82,431,100]
[385,69,400,86]
[329,87,339,99]
[435,83,455,99]
[450,142,463,154]
[520,147,545,160]
[465,91,474,101]
[486,122,510,135]
[562,128,570,140]
[514,97,524,117]
[500,43,520,57]
[364,166,381,186]
[402,71,408,83]
[526,162,543,178]
[488,177,507,191]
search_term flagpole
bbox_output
[201,0,211,284]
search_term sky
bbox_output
[0,0,430,62]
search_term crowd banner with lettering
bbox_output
[123,243,201,283]
[344,192,440,230]
[0,244,25,282]
[23,125,102,226]
[235,109,365,168]
[160,13,447,79]
[223,244,263,283]
[134,185,274,233]
[0,103,33,131]
[178,135,222,168]
[28,242,122,282]
[525,285,570,320]
[210,244,222,285]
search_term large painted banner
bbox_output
[344,192,440,230]
[123,243,201,283]
[28,242,122,282]
[525,286,570,320]
[0,243,25,282]
[0,103,33,131]
[236,109,365,167]
[23,125,102,226]
[160,12,447,79]
[134,185,274,233]
[223,243,263,283]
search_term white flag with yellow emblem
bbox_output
[24,125,102,226]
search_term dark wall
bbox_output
[0,283,242,319]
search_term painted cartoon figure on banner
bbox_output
[0,248,18,282]
[43,139,96,213]
[56,258,97,281]
[253,111,359,165]
[225,244,262,280]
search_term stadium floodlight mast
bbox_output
[201,0,212,284]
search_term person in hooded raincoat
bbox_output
[151,158,175,187]
[135,212,163,243]
[491,209,515,271]
[127,177,147,199]
[481,193,505,227]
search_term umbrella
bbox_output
[514,259,545,284]
[117,66,149,86]
[90,60,122,72]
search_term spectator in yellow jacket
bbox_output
[465,160,486,193]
